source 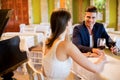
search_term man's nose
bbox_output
[88,18,93,22]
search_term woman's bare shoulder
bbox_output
[58,40,73,50]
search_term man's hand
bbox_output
[110,46,118,55]
[83,52,99,57]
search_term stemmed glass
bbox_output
[109,39,120,55]
[108,37,116,48]
[97,38,106,50]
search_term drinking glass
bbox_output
[97,38,106,50]
[109,41,116,48]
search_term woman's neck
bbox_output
[58,31,66,40]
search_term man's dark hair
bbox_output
[85,6,98,13]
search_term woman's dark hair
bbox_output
[85,6,98,13]
[46,9,71,48]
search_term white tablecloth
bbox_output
[72,54,120,80]
[1,35,34,51]
[2,32,44,46]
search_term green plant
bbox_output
[94,0,106,12]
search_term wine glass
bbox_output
[109,41,116,47]
[97,38,106,50]
[109,41,120,55]
[108,37,116,47]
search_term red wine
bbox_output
[98,46,105,50]
[109,42,116,47]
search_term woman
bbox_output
[42,9,106,80]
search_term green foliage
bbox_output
[94,0,106,12]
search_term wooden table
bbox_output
[70,49,120,80]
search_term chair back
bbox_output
[26,61,44,80]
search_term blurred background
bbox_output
[0,0,119,32]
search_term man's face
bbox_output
[84,12,97,28]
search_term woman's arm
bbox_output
[65,41,106,73]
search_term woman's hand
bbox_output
[95,51,106,64]
[92,48,104,56]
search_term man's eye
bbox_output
[87,16,90,19]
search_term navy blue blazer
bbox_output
[72,21,112,53]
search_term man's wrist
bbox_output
[91,48,94,53]
[90,48,93,53]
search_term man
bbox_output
[72,6,116,56]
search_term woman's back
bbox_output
[42,40,73,80]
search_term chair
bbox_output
[26,60,44,80]
[28,50,43,69]
[28,28,45,66]
[36,23,51,38]
[25,33,45,80]
[20,25,37,33]
[26,31,45,80]
[19,24,26,33]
